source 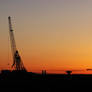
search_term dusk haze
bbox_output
[1,0,92,74]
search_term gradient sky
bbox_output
[1,0,92,74]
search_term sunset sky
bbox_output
[1,0,92,74]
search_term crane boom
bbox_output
[8,16,26,71]
[8,16,16,60]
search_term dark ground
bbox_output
[0,71,92,92]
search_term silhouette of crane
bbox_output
[8,16,26,71]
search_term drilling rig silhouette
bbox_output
[8,16,26,72]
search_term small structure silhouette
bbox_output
[66,71,72,75]
[42,70,46,76]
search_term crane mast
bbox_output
[8,16,26,71]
